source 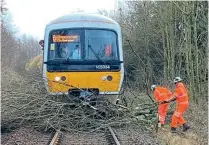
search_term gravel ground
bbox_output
[1,125,160,145]
[61,125,160,145]
[62,131,107,145]
[1,127,51,145]
[114,125,160,145]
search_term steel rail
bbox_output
[49,129,62,145]
[108,126,120,145]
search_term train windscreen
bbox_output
[85,29,119,61]
[48,29,119,62]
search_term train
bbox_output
[38,13,124,104]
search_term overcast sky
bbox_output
[5,0,116,39]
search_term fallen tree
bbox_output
[1,70,158,133]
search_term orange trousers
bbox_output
[158,103,169,124]
[171,102,189,128]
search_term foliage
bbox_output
[1,3,41,73]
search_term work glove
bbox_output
[171,97,176,102]
[160,100,169,104]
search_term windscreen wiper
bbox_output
[88,45,101,60]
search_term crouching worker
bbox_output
[151,85,172,127]
[161,77,190,133]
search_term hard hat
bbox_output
[174,77,182,83]
[151,85,157,91]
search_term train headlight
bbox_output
[55,76,60,81]
[102,76,107,81]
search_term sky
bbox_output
[5,0,117,40]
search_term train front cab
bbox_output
[42,14,124,104]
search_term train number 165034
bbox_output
[95,65,110,69]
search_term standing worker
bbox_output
[151,85,172,127]
[162,77,190,133]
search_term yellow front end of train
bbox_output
[41,13,124,104]
[46,71,121,93]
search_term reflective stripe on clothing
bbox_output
[179,101,189,105]
[171,114,186,128]
[158,103,169,124]
[153,87,172,125]
[174,111,181,117]
[171,100,188,127]
[171,82,189,128]
[178,94,186,98]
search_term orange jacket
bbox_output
[154,87,172,102]
[105,44,112,56]
[173,82,189,103]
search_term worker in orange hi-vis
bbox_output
[161,77,190,133]
[151,85,172,127]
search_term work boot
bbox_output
[171,127,177,133]
[182,123,190,132]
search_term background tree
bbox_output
[111,1,208,103]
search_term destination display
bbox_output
[52,35,79,42]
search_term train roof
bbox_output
[47,13,119,26]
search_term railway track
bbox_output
[49,129,62,145]
[49,126,120,145]
[106,126,121,145]
[48,102,124,145]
